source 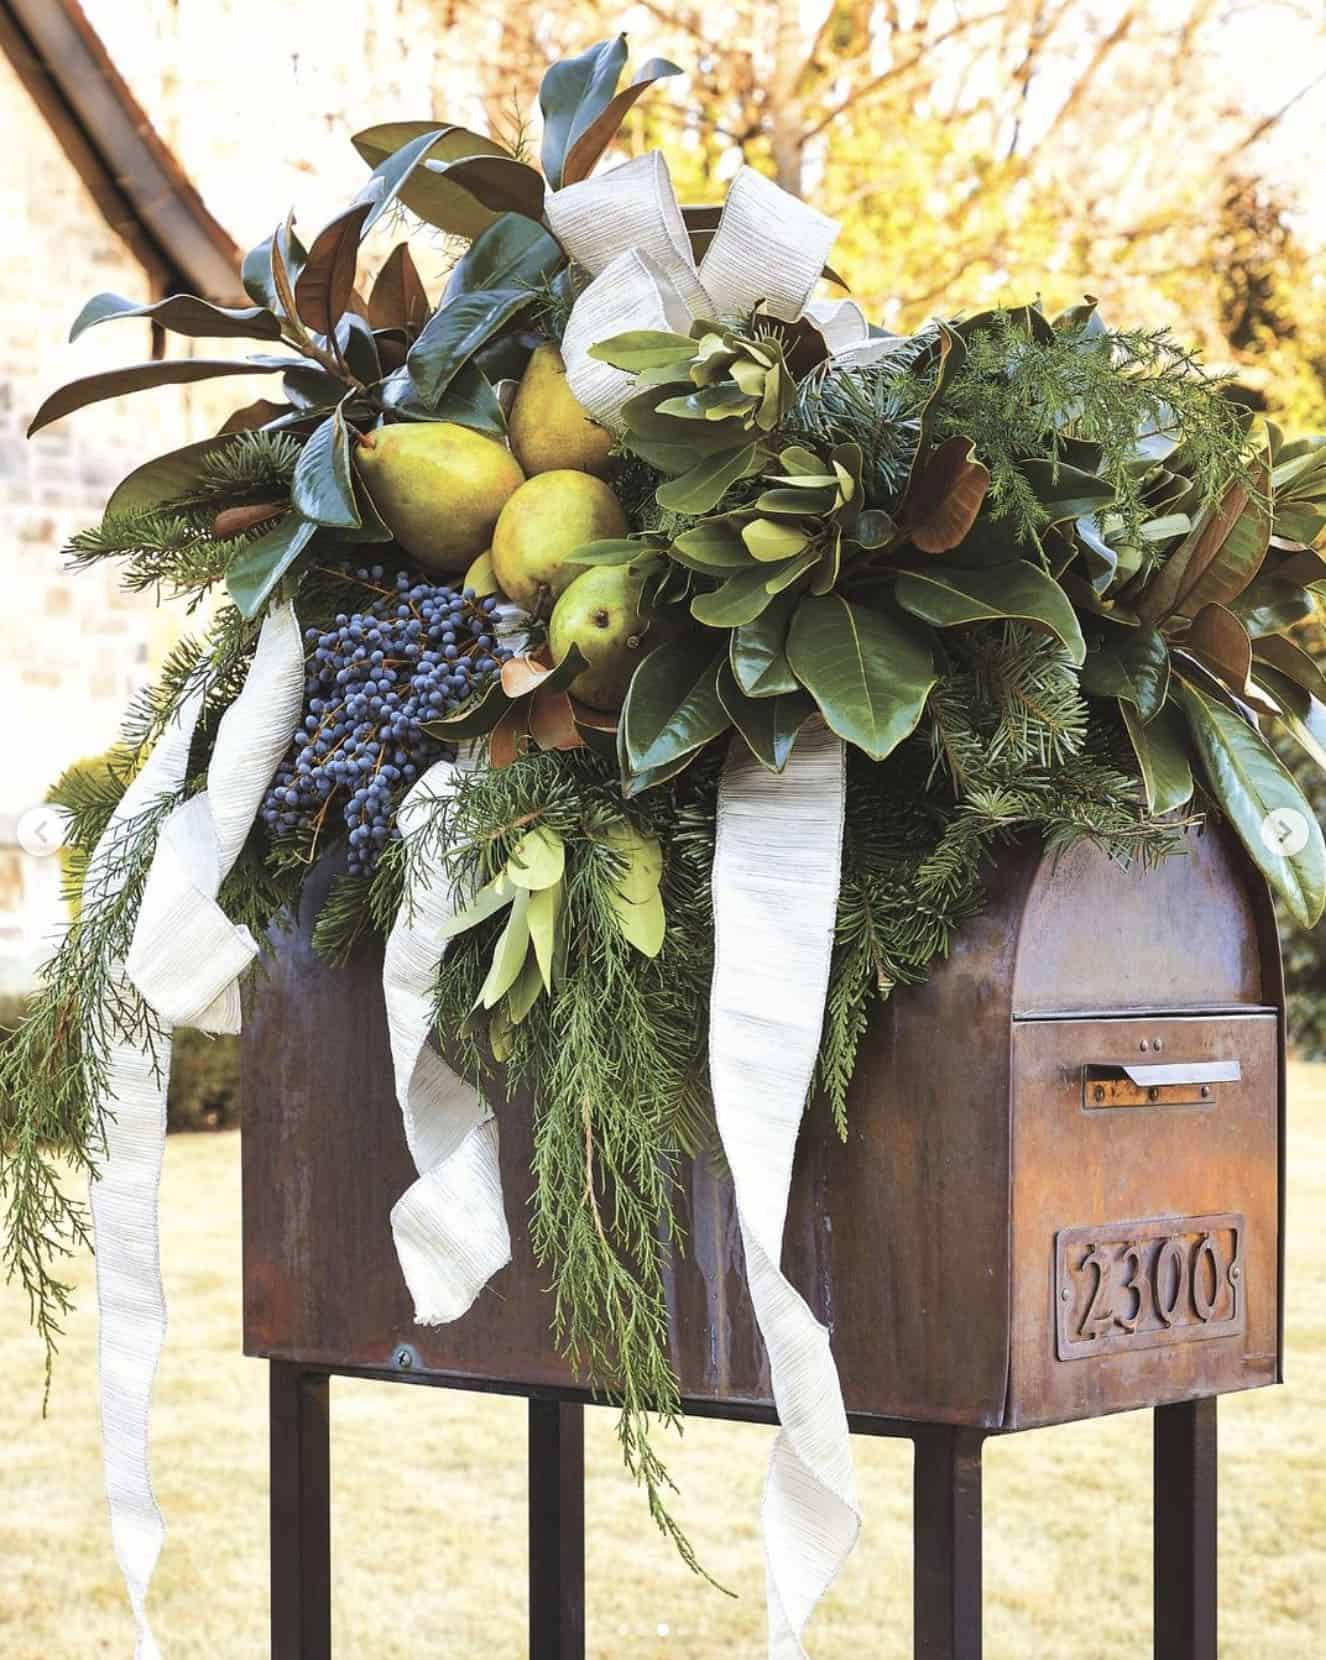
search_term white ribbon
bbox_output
[383,759,511,1323]
[90,603,303,1658]
[710,722,858,1658]
[545,150,870,428]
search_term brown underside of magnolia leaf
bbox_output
[908,434,991,553]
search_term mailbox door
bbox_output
[1005,1011,1279,1429]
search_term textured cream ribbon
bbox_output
[90,603,303,1658]
[709,721,858,1658]
[383,758,512,1323]
[545,149,870,428]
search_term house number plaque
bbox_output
[1054,1213,1246,1361]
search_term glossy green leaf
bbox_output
[1120,700,1193,814]
[1140,473,1270,623]
[1252,635,1326,700]
[29,358,286,437]
[1019,460,1115,523]
[730,589,801,697]
[562,57,683,184]
[1080,626,1170,721]
[430,361,507,437]
[477,886,532,1008]
[418,676,507,739]
[670,522,747,571]
[623,638,729,773]
[431,156,545,221]
[69,291,282,344]
[106,436,242,516]
[1176,678,1325,926]
[505,825,566,891]
[444,215,563,302]
[691,563,799,627]
[350,123,510,238]
[786,594,936,761]
[1229,576,1316,639]
[407,289,536,407]
[225,512,318,618]
[291,407,361,530]
[293,202,372,336]
[242,227,307,312]
[894,561,1086,665]
[539,34,629,190]
[1252,664,1326,774]
[567,539,649,567]
[742,519,810,561]
[656,443,764,515]
[717,664,812,771]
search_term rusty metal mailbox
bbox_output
[241,817,1283,1659]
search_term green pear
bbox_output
[548,563,650,711]
[463,548,501,597]
[356,422,524,572]
[508,343,616,477]
[491,470,627,613]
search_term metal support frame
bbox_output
[265,1365,1218,1659]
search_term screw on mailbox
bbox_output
[394,1345,415,1372]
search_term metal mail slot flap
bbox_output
[1121,1060,1242,1087]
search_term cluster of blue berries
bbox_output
[262,566,512,875]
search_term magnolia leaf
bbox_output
[443,215,563,302]
[716,664,812,772]
[500,644,588,700]
[489,703,532,768]
[225,512,319,618]
[1140,469,1270,624]
[29,358,284,436]
[1176,677,1325,926]
[419,676,508,739]
[426,361,508,437]
[219,398,292,434]
[607,884,665,958]
[1252,635,1326,700]
[242,227,307,312]
[351,123,510,238]
[655,443,764,515]
[106,436,242,516]
[407,288,537,407]
[1252,664,1326,774]
[730,589,801,697]
[623,638,729,773]
[292,406,361,529]
[367,242,431,334]
[1230,575,1316,639]
[539,34,630,190]
[527,688,585,752]
[1183,602,1252,693]
[908,435,990,553]
[505,825,566,891]
[477,886,532,1008]
[294,202,372,336]
[1019,460,1115,523]
[786,594,936,761]
[1080,626,1170,722]
[894,561,1086,665]
[1120,700,1193,815]
[430,156,546,221]
[437,870,516,941]
[69,291,282,344]
[561,57,683,184]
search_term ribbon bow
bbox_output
[545,151,870,429]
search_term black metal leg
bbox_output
[270,1363,332,1660]
[528,1398,585,1660]
[1154,1398,1217,1660]
[913,1426,985,1660]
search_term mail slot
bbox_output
[242,816,1284,1431]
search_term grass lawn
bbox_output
[2,1065,1324,1658]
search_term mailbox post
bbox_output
[242,818,1284,1659]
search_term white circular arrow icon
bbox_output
[17,805,68,858]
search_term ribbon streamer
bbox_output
[709,721,858,1658]
[383,759,512,1324]
[90,602,303,1658]
[545,149,870,429]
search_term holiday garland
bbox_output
[4,29,1326,1652]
